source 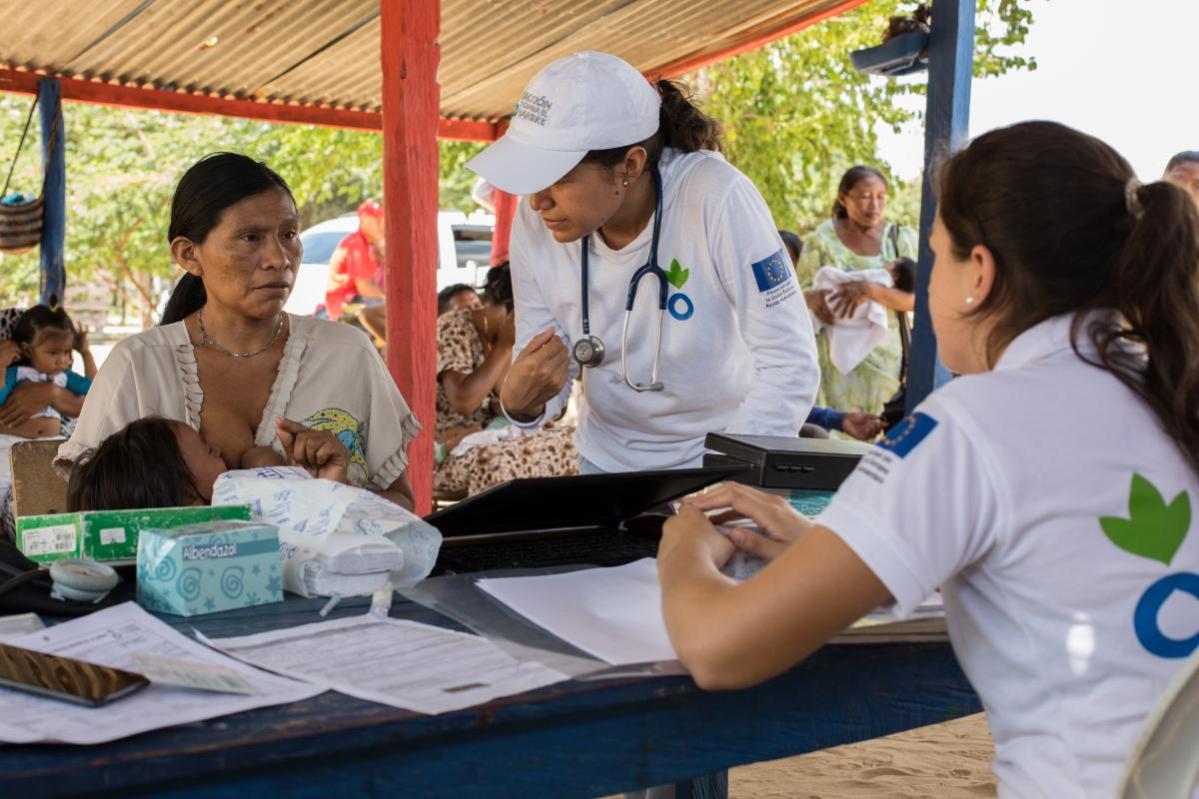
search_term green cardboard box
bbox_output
[15,505,254,565]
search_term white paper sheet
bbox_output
[477,558,678,666]
[206,615,570,715]
[0,603,324,745]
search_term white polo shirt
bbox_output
[819,314,1199,798]
[508,147,820,472]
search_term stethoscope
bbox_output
[573,166,666,393]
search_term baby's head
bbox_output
[67,417,228,511]
[13,305,76,376]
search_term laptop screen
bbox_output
[424,465,749,538]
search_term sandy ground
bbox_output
[601,714,995,799]
[728,714,996,798]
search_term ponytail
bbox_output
[582,79,722,171]
[1096,180,1199,470]
[160,273,206,326]
[655,79,722,155]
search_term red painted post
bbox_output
[490,189,518,265]
[380,0,440,514]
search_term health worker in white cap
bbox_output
[468,51,820,473]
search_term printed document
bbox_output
[477,558,678,666]
[206,615,570,715]
[0,602,323,745]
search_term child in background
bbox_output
[0,306,96,438]
[67,416,352,511]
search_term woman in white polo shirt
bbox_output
[657,121,1199,797]
[467,52,819,473]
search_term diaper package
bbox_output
[212,467,442,597]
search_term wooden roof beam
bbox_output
[0,68,498,141]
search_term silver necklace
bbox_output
[197,310,285,359]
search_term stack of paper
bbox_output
[0,603,323,745]
[477,558,678,666]
[207,616,571,715]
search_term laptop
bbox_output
[426,465,748,574]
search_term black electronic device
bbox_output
[425,465,748,573]
[703,433,871,490]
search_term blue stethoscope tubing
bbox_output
[576,166,667,392]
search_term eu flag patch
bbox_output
[751,249,792,293]
[877,412,938,458]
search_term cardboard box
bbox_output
[15,505,253,565]
[137,520,283,617]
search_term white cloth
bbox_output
[818,313,1199,798]
[57,314,420,490]
[508,148,820,472]
[449,425,532,458]
[810,266,893,375]
[11,367,69,420]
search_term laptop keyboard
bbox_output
[435,530,658,574]
[433,491,834,575]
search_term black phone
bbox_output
[0,642,149,707]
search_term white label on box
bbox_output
[99,527,127,546]
[22,524,77,557]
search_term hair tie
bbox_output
[1124,177,1144,220]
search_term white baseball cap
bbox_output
[466,51,661,195]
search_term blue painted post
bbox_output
[906,0,975,412]
[38,78,66,307]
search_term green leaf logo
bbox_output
[1100,473,1190,565]
[666,258,690,290]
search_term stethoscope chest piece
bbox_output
[573,165,669,392]
[573,335,605,367]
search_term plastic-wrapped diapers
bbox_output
[212,467,442,598]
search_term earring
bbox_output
[965,296,975,305]
[622,179,629,187]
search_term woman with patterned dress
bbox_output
[434,264,576,497]
[798,166,918,415]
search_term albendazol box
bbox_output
[137,520,283,617]
[16,505,253,565]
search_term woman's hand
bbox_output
[0,340,20,368]
[659,505,738,573]
[275,417,351,483]
[0,382,57,426]
[841,411,884,441]
[804,290,835,326]
[499,327,570,421]
[441,424,483,452]
[681,482,815,562]
[829,281,875,319]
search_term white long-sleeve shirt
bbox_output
[508,148,819,472]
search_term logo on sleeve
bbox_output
[877,413,938,458]
[750,249,798,308]
[1102,473,1198,659]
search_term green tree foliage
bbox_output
[0,100,485,320]
[696,0,1035,247]
[0,1,1033,320]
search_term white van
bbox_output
[284,210,495,316]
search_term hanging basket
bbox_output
[0,196,43,255]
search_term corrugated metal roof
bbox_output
[0,0,854,120]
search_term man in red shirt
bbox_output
[323,199,385,320]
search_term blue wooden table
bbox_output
[1,595,980,799]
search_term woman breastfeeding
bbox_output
[58,153,419,509]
